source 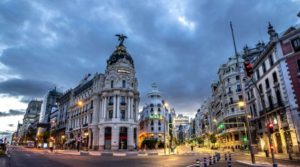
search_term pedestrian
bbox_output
[49,141,53,152]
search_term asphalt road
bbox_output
[4,147,249,167]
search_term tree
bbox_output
[209,134,217,148]
[196,137,204,145]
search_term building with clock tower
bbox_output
[65,34,139,151]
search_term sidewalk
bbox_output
[0,156,9,167]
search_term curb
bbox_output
[236,160,271,167]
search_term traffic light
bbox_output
[218,123,225,129]
[267,123,274,134]
[244,61,253,78]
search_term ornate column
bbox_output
[88,129,92,149]
[127,96,130,119]
[98,126,104,150]
[111,125,119,150]
[103,97,107,119]
[116,95,119,118]
[92,95,99,124]
[128,126,134,150]
[130,97,133,120]
[92,127,99,150]
[113,95,116,119]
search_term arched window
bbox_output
[111,80,114,88]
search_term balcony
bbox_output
[105,118,112,121]
[223,111,245,119]
[120,118,128,121]
[120,102,126,106]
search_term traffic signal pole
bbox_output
[230,22,255,164]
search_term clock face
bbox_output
[117,69,130,74]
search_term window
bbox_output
[108,110,113,119]
[111,80,114,88]
[259,84,263,94]
[276,90,283,106]
[268,95,274,110]
[230,98,233,104]
[269,55,274,66]
[236,85,241,92]
[90,100,93,109]
[121,110,125,120]
[272,72,278,83]
[109,96,113,105]
[234,134,239,141]
[158,108,161,112]
[231,108,234,113]
[151,120,154,125]
[158,127,161,131]
[262,62,266,73]
[256,69,260,79]
[236,75,240,81]
[265,78,270,89]
[227,78,230,83]
[151,127,154,131]
[292,37,300,52]
[228,87,232,93]
[158,121,161,125]
[238,95,243,101]
[121,96,126,105]
[122,80,126,88]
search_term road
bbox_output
[3,147,249,167]
[2,146,300,167]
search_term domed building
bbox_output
[66,34,139,151]
[138,83,171,149]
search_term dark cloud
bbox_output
[0,109,25,117]
[0,0,299,115]
[0,78,55,98]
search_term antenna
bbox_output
[230,21,238,58]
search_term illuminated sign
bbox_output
[149,114,163,119]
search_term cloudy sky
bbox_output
[0,0,299,138]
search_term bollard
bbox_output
[273,163,278,167]
[209,156,212,165]
[203,157,207,167]
[213,155,216,164]
[227,160,232,167]
[196,159,200,167]
[225,153,228,161]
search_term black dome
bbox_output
[107,45,134,68]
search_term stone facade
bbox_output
[66,37,139,151]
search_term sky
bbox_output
[0,0,300,139]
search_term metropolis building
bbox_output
[65,35,139,151]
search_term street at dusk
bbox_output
[1,0,300,167]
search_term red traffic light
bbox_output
[268,123,274,128]
[244,61,253,78]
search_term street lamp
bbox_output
[77,100,83,107]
